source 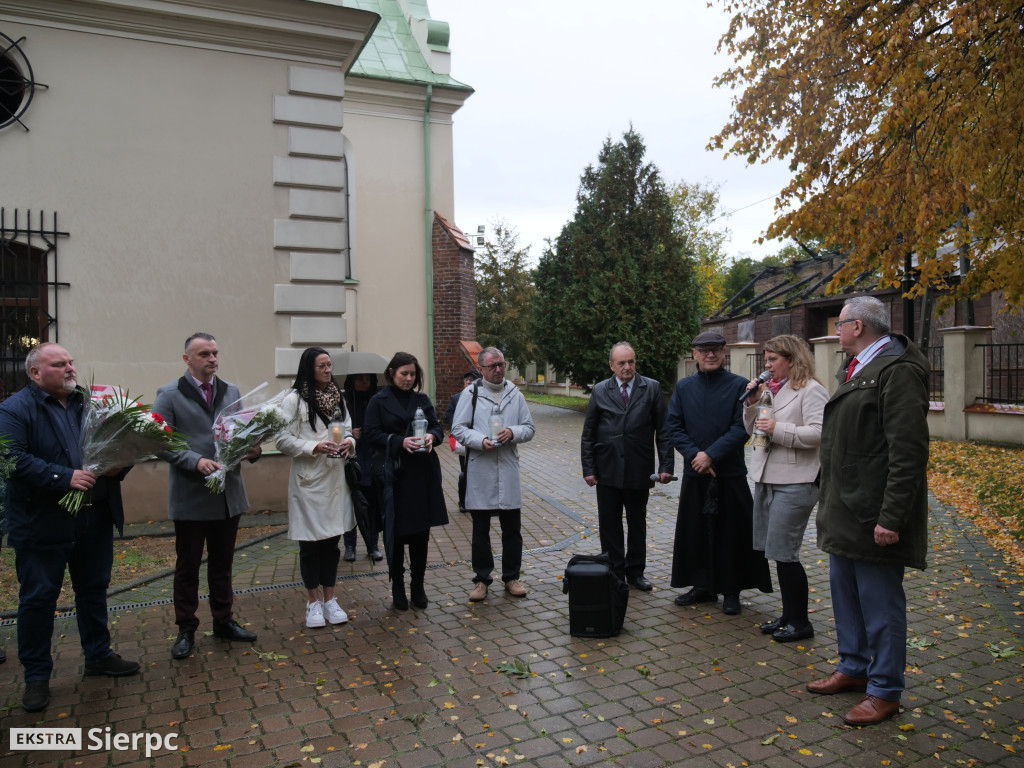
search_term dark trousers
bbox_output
[173,515,240,632]
[299,536,341,590]
[390,530,429,584]
[596,485,650,580]
[15,506,114,682]
[470,509,522,585]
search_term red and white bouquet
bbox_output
[59,385,189,514]
[206,386,293,493]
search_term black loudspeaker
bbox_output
[562,553,628,638]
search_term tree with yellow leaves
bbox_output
[668,179,731,318]
[710,0,1024,308]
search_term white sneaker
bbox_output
[305,600,325,628]
[323,597,349,625]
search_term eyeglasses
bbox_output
[315,362,333,370]
[481,362,506,370]
[693,347,724,356]
[834,319,858,332]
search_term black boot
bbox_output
[392,577,409,610]
[409,533,429,609]
[410,578,428,609]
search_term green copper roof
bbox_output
[338,0,472,90]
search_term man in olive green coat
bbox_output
[807,296,930,727]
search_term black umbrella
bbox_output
[381,447,399,580]
[334,352,389,559]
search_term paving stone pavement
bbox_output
[2,402,1022,767]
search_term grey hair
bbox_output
[609,341,635,361]
[25,342,58,375]
[479,346,503,366]
[844,296,890,335]
[184,332,216,352]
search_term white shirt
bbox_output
[615,377,634,401]
[850,335,892,378]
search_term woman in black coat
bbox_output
[363,352,448,610]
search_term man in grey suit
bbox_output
[581,342,674,590]
[154,333,260,659]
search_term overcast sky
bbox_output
[426,0,793,265]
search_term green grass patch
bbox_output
[522,391,589,412]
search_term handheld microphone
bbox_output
[650,474,679,482]
[738,370,771,402]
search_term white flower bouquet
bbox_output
[60,385,189,514]
[206,387,293,493]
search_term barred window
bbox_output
[1,209,68,400]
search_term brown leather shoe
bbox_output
[806,671,869,695]
[843,694,900,726]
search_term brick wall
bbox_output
[432,212,477,413]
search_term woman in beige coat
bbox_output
[743,335,828,643]
[277,347,357,628]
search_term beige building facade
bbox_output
[1,0,476,518]
[1,0,473,400]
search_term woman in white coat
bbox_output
[276,347,357,628]
[743,335,828,643]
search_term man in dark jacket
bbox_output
[806,296,930,727]
[666,331,771,615]
[581,342,673,589]
[0,343,138,712]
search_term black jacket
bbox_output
[666,367,749,478]
[363,386,448,536]
[581,375,673,489]
[0,384,127,549]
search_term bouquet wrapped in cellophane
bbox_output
[60,385,190,515]
[206,385,294,493]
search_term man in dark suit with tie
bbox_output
[154,333,260,659]
[581,342,674,590]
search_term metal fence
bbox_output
[977,344,1024,405]
[923,346,944,401]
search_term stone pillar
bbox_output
[939,326,992,441]
[811,335,843,397]
[728,342,760,381]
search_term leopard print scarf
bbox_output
[300,380,343,428]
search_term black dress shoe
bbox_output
[722,594,742,615]
[759,617,785,634]
[369,549,384,562]
[212,621,257,642]
[23,680,50,712]
[84,653,140,677]
[772,624,814,643]
[343,546,357,562]
[628,576,653,591]
[674,587,716,606]
[171,631,195,659]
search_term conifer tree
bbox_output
[533,128,700,390]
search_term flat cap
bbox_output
[692,330,727,347]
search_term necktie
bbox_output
[621,382,630,407]
[200,381,213,407]
[845,358,859,383]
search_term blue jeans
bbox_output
[15,505,115,682]
[829,554,907,701]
